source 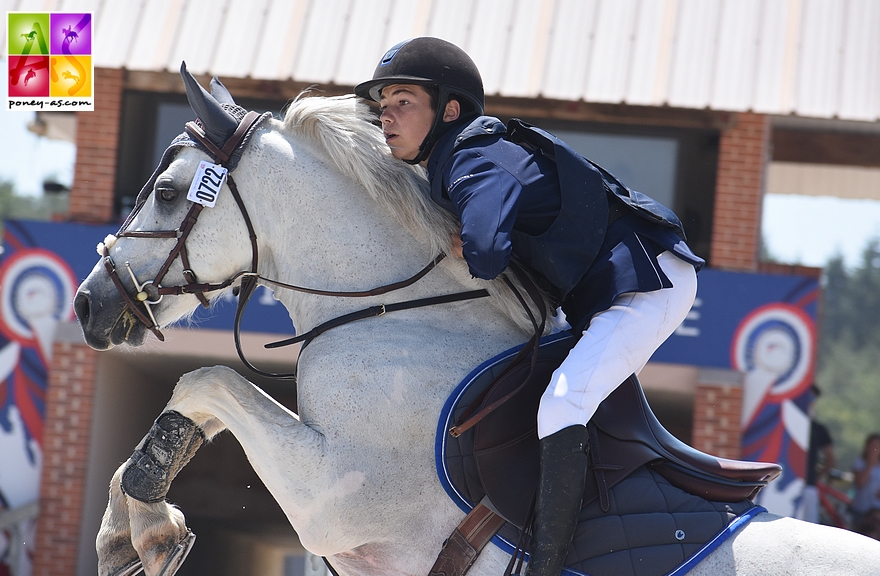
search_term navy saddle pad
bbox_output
[437,334,762,576]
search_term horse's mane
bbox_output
[282,94,455,256]
[280,94,551,334]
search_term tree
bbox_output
[814,239,880,469]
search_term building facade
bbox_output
[2,1,879,575]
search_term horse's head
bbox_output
[75,63,263,349]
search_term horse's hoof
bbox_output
[110,559,144,576]
[152,530,196,576]
[98,536,143,576]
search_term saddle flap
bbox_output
[472,355,562,527]
[591,375,782,488]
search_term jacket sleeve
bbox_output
[444,148,523,280]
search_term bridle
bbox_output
[101,110,265,343]
[100,109,491,379]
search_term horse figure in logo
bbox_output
[74,65,880,576]
[62,25,79,44]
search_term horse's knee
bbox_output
[167,365,249,434]
[169,365,245,406]
[177,364,241,388]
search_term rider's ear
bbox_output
[442,100,460,123]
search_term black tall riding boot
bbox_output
[525,424,589,576]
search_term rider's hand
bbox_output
[450,231,464,259]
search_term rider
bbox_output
[355,37,704,576]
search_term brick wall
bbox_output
[32,342,99,576]
[68,67,123,223]
[709,112,770,271]
[32,66,125,575]
[693,112,769,457]
[692,384,743,459]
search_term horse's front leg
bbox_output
[124,406,212,576]
[96,467,139,576]
[104,364,318,575]
[96,465,193,576]
[98,384,226,576]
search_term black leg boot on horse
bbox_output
[525,424,589,576]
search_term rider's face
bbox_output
[378,84,436,162]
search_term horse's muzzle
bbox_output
[74,283,149,349]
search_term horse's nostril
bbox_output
[74,291,91,324]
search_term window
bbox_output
[519,119,718,261]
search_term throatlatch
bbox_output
[121,411,206,503]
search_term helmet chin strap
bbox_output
[403,86,466,165]
[403,136,435,165]
[404,107,445,165]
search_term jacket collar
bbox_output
[426,116,505,179]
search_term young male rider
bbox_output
[355,37,704,576]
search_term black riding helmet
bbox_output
[355,37,485,164]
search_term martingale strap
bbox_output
[232,267,490,380]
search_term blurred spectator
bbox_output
[852,432,880,538]
[797,385,835,523]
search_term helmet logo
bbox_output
[380,39,412,66]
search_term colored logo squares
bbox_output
[6,12,94,111]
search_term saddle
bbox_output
[455,335,781,528]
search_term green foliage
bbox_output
[814,239,880,470]
[0,179,67,238]
[822,241,880,351]
[815,337,880,468]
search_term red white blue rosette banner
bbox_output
[0,243,76,576]
[732,303,816,516]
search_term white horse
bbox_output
[74,70,880,576]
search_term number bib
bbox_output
[187,161,228,208]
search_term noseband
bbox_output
[101,111,265,342]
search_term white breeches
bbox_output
[537,251,698,439]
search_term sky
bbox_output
[0,107,75,196]
[2,105,880,271]
[763,194,880,269]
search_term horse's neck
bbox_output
[237,129,527,454]
[240,131,471,332]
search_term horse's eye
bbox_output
[157,186,178,202]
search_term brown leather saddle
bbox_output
[462,335,782,527]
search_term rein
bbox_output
[233,257,490,380]
[102,110,491,378]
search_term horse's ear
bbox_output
[209,76,236,105]
[180,61,239,144]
